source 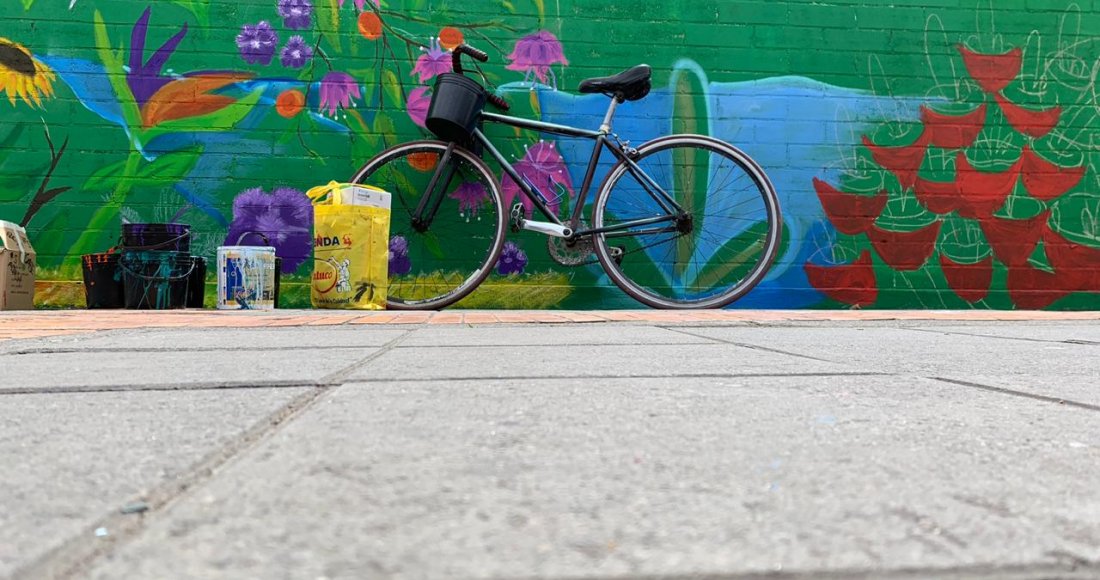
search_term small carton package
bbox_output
[0,220,36,310]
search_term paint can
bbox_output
[216,246,276,310]
[119,250,195,310]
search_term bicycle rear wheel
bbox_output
[351,140,505,310]
[591,134,782,309]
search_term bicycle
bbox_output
[351,44,782,310]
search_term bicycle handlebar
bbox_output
[451,44,510,112]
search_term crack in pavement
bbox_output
[10,329,416,580]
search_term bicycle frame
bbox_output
[476,102,688,238]
[417,98,687,240]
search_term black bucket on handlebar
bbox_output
[426,73,487,142]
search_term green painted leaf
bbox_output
[318,0,341,54]
[20,0,35,10]
[694,220,773,290]
[670,66,709,279]
[382,70,403,106]
[93,11,141,130]
[422,233,445,260]
[85,147,203,191]
[171,0,211,28]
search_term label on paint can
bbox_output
[216,246,276,310]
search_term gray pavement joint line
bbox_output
[531,559,1100,580]
[660,327,840,364]
[0,381,319,396]
[931,377,1100,413]
[905,326,1100,347]
[11,329,416,580]
[338,371,891,384]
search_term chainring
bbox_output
[548,223,597,266]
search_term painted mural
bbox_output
[1,0,1098,309]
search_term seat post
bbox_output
[599,96,621,134]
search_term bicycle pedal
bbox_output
[510,203,525,232]
[610,246,625,265]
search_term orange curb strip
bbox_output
[2,309,1100,343]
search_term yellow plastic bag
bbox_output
[307,181,391,310]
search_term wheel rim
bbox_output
[594,138,780,308]
[356,143,503,308]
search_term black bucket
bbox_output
[120,250,195,310]
[274,257,282,308]
[186,256,207,308]
[122,223,191,253]
[425,73,487,142]
[81,252,125,309]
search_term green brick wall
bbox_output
[1,0,1098,309]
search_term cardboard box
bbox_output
[0,220,36,310]
[337,185,392,210]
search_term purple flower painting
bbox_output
[318,71,361,116]
[277,0,313,30]
[506,31,568,88]
[281,36,313,69]
[236,21,279,65]
[126,8,188,109]
[411,38,452,83]
[389,235,411,276]
[501,141,575,216]
[225,187,313,273]
[449,182,490,220]
[496,241,528,276]
[406,86,431,127]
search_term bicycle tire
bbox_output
[591,134,782,309]
[351,140,506,310]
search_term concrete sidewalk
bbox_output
[2,311,1099,579]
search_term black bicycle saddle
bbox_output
[578,65,652,101]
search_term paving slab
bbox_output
[84,376,1100,579]
[399,325,717,348]
[349,343,852,382]
[0,327,409,353]
[0,387,308,578]
[908,324,1100,345]
[678,326,1100,407]
[0,348,376,392]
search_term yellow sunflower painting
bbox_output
[0,37,55,108]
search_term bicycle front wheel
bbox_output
[591,135,782,309]
[352,141,505,310]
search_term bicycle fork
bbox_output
[411,143,459,232]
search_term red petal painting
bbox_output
[955,152,1020,219]
[994,94,1061,138]
[1043,228,1100,291]
[804,251,878,306]
[920,104,987,150]
[913,176,963,215]
[867,222,942,271]
[1006,265,1071,309]
[812,178,888,235]
[979,211,1049,267]
[141,72,255,129]
[1020,146,1086,201]
[939,254,993,302]
[957,45,1022,94]
[862,134,928,190]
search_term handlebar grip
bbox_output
[487,93,511,112]
[459,44,489,63]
